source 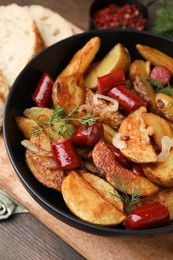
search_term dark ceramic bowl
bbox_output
[3,29,173,236]
[89,0,150,30]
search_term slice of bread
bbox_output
[0,4,44,86]
[0,70,10,128]
[24,5,73,47]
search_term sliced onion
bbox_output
[157,136,173,162]
[93,94,119,112]
[21,140,53,157]
[112,133,127,149]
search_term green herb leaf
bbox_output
[32,106,98,139]
[146,77,173,97]
[151,0,173,40]
[111,175,141,213]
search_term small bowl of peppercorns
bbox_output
[89,0,149,31]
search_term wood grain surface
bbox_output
[0,1,173,260]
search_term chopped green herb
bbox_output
[32,106,98,139]
[111,175,141,213]
[146,77,173,97]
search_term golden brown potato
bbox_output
[118,106,158,163]
[129,60,157,111]
[52,73,85,114]
[79,170,124,211]
[137,188,173,220]
[155,93,173,122]
[26,149,65,191]
[16,116,37,140]
[84,43,131,89]
[61,170,126,226]
[103,124,117,143]
[92,140,159,197]
[144,113,173,150]
[59,36,101,77]
[136,44,173,75]
[23,107,63,141]
[25,133,65,191]
[143,148,173,188]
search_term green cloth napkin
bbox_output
[0,189,28,220]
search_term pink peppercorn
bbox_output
[92,4,146,30]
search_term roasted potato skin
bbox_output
[118,106,158,163]
[137,189,173,220]
[84,43,131,89]
[16,116,37,140]
[143,148,173,188]
[92,140,159,197]
[136,44,173,75]
[52,73,85,114]
[59,36,101,77]
[144,113,173,150]
[25,133,65,191]
[155,93,173,122]
[79,170,124,211]
[26,149,65,191]
[61,170,126,226]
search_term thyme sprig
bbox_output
[146,77,173,97]
[32,106,98,139]
[111,175,141,213]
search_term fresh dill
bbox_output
[32,106,98,139]
[111,175,141,213]
[151,0,173,40]
[146,77,173,97]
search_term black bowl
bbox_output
[3,29,173,236]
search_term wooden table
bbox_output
[1,1,173,260]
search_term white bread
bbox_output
[0,4,44,86]
[0,71,10,128]
[24,5,73,47]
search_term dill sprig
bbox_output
[151,0,173,39]
[111,175,141,213]
[146,77,173,97]
[32,106,98,139]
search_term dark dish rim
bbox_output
[3,28,173,236]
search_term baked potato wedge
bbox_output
[136,44,173,75]
[79,170,124,211]
[155,93,173,122]
[143,148,173,188]
[52,73,85,114]
[144,113,173,150]
[23,107,64,141]
[26,149,65,191]
[129,60,156,111]
[25,133,65,191]
[103,124,117,143]
[24,107,53,121]
[137,188,173,220]
[61,170,126,226]
[92,140,159,197]
[84,43,131,89]
[16,116,37,140]
[118,106,158,163]
[59,36,101,77]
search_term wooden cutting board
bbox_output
[0,132,173,259]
